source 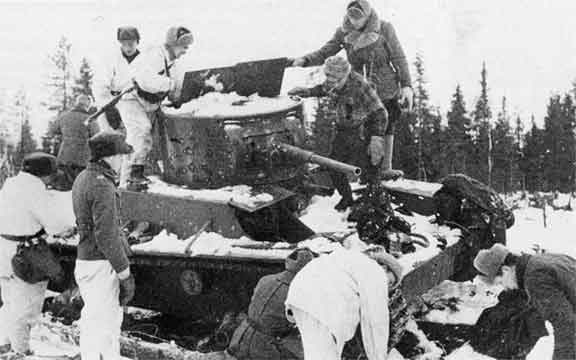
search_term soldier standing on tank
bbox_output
[93,26,141,134]
[93,26,141,186]
[290,0,413,179]
[289,56,389,211]
[72,131,134,360]
[124,26,193,191]
[47,94,99,190]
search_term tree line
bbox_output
[2,37,575,194]
[0,37,93,186]
[314,53,576,194]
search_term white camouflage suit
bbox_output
[93,49,139,186]
[0,172,73,354]
[121,45,177,184]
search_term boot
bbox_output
[330,172,354,211]
[127,165,150,192]
[381,135,404,181]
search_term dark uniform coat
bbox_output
[516,253,576,360]
[301,0,411,135]
[228,250,315,360]
[72,161,130,274]
[309,71,387,183]
[50,107,99,167]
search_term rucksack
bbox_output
[434,174,514,230]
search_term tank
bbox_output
[50,59,506,339]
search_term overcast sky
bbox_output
[1,0,576,138]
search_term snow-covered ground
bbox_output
[25,189,576,359]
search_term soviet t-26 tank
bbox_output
[51,58,509,330]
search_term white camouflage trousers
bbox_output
[116,99,154,186]
[75,260,123,360]
[0,275,47,353]
[290,306,344,360]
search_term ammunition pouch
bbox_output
[9,230,63,284]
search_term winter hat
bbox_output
[75,94,92,109]
[22,152,57,178]
[364,245,404,286]
[346,0,372,20]
[165,26,194,48]
[473,243,510,282]
[285,248,317,274]
[88,131,133,161]
[117,26,140,42]
[323,56,351,81]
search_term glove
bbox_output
[288,87,311,98]
[119,273,135,306]
[398,86,414,112]
[368,136,385,165]
[288,57,306,67]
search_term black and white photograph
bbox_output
[0,0,575,359]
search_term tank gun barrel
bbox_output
[275,143,361,176]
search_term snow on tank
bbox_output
[163,92,301,119]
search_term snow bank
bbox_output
[163,92,299,118]
[508,206,576,258]
[148,176,274,207]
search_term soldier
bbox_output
[227,248,316,360]
[48,94,99,190]
[290,0,413,178]
[474,244,576,360]
[0,153,74,356]
[289,56,389,211]
[93,26,141,134]
[124,26,193,191]
[72,131,134,360]
[285,246,403,360]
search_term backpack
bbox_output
[433,174,514,230]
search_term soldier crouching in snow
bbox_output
[122,26,193,191]
[474,243,576,360]
[0,153,75,356]
[226,248,317,360]
[72,131,134,360]
[285,245,403,360]
[289,56,391,211]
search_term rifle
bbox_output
[84,86,135,126]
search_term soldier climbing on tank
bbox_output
[289,56,391,211]
[93,26,141,134]
[93,26,141,187]
[122,26,193,191]
[289,0,413,180]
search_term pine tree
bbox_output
[446,84,472,175]
[73,57,94,98]
[471,62,493,185]
[10,93,38,170]
[492,97,516,193]
[45,36,75,115]
[412,53,446,181]
[521,117,545,192]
